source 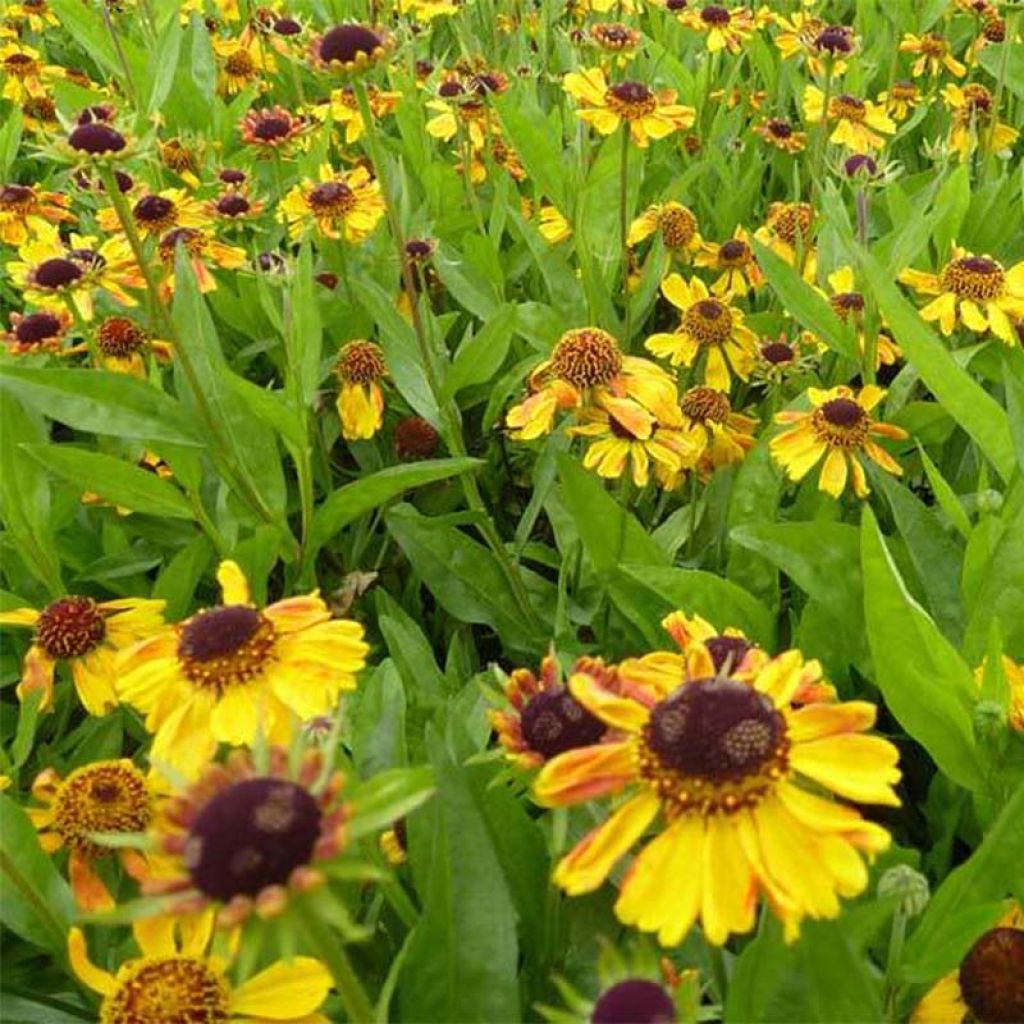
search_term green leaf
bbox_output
[152,536,214,620]
[442,304,517,400]
[22,445,194,520]
[226,376,305,452]
[146,11,183,114]
[435,241,503,319]
[494,88,566,209]
[726,440,783,609]
[347,765,435,841]
[309,458,482,560]
[286,244,324,406]
[860,507,987,792]
[0,366,202,446]
[375,591,448,708]
[351,660,408,778]
[917,444,971,539]
[859,251,1015,482]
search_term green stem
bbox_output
[883,906,908,1021]
[706,939,729,1006]
[983,10,1019,183]
[619,123,632,347]
[63,293,98,367]
[299,911,375,1022]
[812,59,834,203]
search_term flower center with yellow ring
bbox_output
[766,119,793,139]
[890,81,917,102]
[53,761,152,858]
[308,180,356,216]
[718,239,751,267]
[100,956,230,1024]
[770,203,814,246]
[831,95,867,123]
[593,23,638,50]
[700,5,731,26]
[681,386,730,424]
[177,605,277,690]
[659,205,697,249]
[605,81,657,121]
[683,299,733,347]
[0,184,35,213]
[939,256,1005,302]
[225,50,256,76]
[4,53,38,77]
[919,33,949,58]
[760,341,796,365]
[957,928,1024,1024]
[812,397,868,447]
[133,194,177,232]
[551,328,623,388]
[158,227,205,264]
[37,596,106,658]
[638,678,789,817]
[829,291,865,322]
[337,340,386,383]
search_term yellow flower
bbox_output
[380,821,408,865]
[0,42,60,102]
[0,594,165,713]
[116,561,368,779]
[772,13,848,77]
[537,203,572,244]
[645,274,759,390]
[28,759,155,911]
[770,385,908,499]
[911,904,1024,1024]
[942,82,1020,160]
[753,201,817,279]
[278,163,385,243]
[899,32,966,78]
[694,227,764,296]
[67,315,174,377]
[425,93,488,149]
[628,202,702,257]
[675,386,758,481]
[563,67,695,148]
[535,651,900,945]
[3,308,72,355]
[752,117,807,154]
[876,80,921,122]
[336,340,387,440]
[213,28,276,96]
[97,187,205,239]
[0,182,75,246]
[239,105,310,152]
[803,86,895,153]
[506,327,682,441]
[156,227,247,297]
[679,4,761,54]
[397,0,458,21]
[70,914,332,1022]
[816,266,901,368]
[6,0,61,31]
[974,656,1024,733]
[324,84,401,143]
[898,248,1024,344]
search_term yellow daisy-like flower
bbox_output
[397,0,458,22]
[563,67,695,148]
[803,86,895,154]
[425,89,489,149]
[239,105,310,152]
[28,759,154,912]
[678,4,761,54]
[279,164,385,243]
[898,248,1024,344]
[97,187,205,240]
[645,274,759,390]
[67,315,174,377]
[876,80,921,122]
[910,904,1024,1024]
[0,42,60,102]
[324,84,401,143]
[506,327,682,441]
[491,654,620,769]
[899,32,966,79]
[213,29,276,96]
[675,386,758,480]
[0,594,165,714]
[974,656,1024,733]
[770,385,908,499]
[752,117,808,154]
[70,914,332,1023]
[336,340,387,440]
[309,22,390,75]
[0,182,75,246]
[569,407,698,488]
[817,266,901,368]
[772,13,848,77]
[942,82,1020,161]
[6,0,61,31]
[537,203,572,244]
[753,201,817,279]
[694,227,765,297]
[628,202,702,258]
[116,560,368,779]
[3,308,72,355]
[535,650,900,945]
[156,227,247,298]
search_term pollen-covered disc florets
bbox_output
[769,202,814,246]
[97,317,147,357]
[605,81,657,120]
[158,227,204,263]
[520,685,606,759]
[682,298,733,346]
[681,386,730,423]
[550,328,623,388]
[52,760,152,858]
[133,194,177,232]
[958,928,1024,1024]
[177,605,277,690]
[36,596,105,658]
[308,179,356,214]
[832,94,867,122]
[939,255,1006,301]
[812,397,868,446]
[185,778,322,901]
[100,956,230,1024]
[337,340,386,384]
[660,205,698,249]
[640,678,788,815]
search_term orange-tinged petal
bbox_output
[264,594,330,633]
[701,813,758,944]
[568,672,649,732]
[790,734,901,805]
[68,928,117,996]
[534,742,637,807]
[787,701,877,742]
[70,850,114,912]
[17,645,55,712]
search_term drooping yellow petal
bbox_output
[534,741,637,806]
[217,560,251,605]
[701,814,758,944]
[230,957,332,1019]
[790,733,901,806]
[68,928,117,996]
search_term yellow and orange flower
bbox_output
[645,274,759,390]
[803,86,895,154]
[28,759,155,911]
[678,5,762,54]
[674,386,758,480]
[97,187,204,239]
[214,29,276,95]
[899,32,966,79]
[770,385,907,499]
[3,308,72,355]
[279,164,385,243]
[325,84,401,143]
[877,81,921,122]
[239,105,310,152]
[563,67,695,148]
[754,201,817,279]
[68,315,174,376]
[309,23,390,75]
[753,116,808,154]
[941,82,1019,160]
[0,594,165,713]
[628,202,703,259]
[772,14,849,77]
[816,266,900,368]
[116,560,368,779]
[534,650,899,945]
[336,340,387,440]
[1,42,61,102]
[0,182,75,246]
[694,228,765,296]
[156,226,246,297]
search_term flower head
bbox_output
[877,80,921,121]
[336,340,388,440]
[0,182,75,246]
[239,105,309,151]
[157,226,247,296]
[803,86,895,154]
[3,308,72,355]
[628,202,702,257]
[310,23,390,74]
[694,228,764,296]
[679,5,761,54]
[676,386,758,479]
[942,83,1019,160]
[214,29,276,95]
[899,32,966,79]
[279,163,384,243]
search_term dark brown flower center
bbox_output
[319,23,381,64]
[179,605,260,662]
[159,227,204,262]
[36,596,106,658]
[719,239,749,264]
[704,635,755,673]
[97,317,147,357]
[815,25,853,54]
[309,180,355,213]
[219,168,246,185]
[609,80,654,105]
[760,341,795,365]
[820,397,865,428]
[15,311,62,344]
[551,328,623,388]
[830,291,865,320]
[682,298,733,346]
[0,183,33,207]
[68,122,126,155]
[395,416,440,460]
[832,94,866,122]
[274,17,302,35]
[216,193,251,216]
[681,386,730,423]
[767,119,793,138]
[700,5,730,25]
[225,50,255,76]
[185,778,322,900]
[438,80,464,98]
[134,194,175,225]
[940,256,1005,301]
[520,685,606,759]
[252,115,292,140]
[34,258,83,290]
[920,33,948,57]
[337,340,386,383]
[770,203,814,246]
[958,928,1024,1024]
[593,980,677,1024]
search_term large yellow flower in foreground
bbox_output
[534,651,899,945]
[899,248,1024,344]
[645,274,759,390]
[0,595,165,713]
[117,561,368,778]
[770,385,907,499]
[563,67,695,148]
[70,915,332,1023]
[803,86,895,153]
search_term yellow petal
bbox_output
[534,741,637,806]
[230,957,332,1019]
[217,560,251,605]
[68,928,117,996]
[701,814,758,944]
[568,672,649,732]
[789,733,901,805]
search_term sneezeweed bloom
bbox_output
[63,120,130,164]
[941,82,1020,160]
[0,594,165,713]
[506,327,682,441]
[803,87,895,154]
[425,90,488,150]
[0,182,75,245]
[877,80,921,121]
[754,201,817,277]
[324,84,401,143]
[6,0,61,31]
[160,137,203,185]
[21,94,60,135]
[535,651,900,945]
[911,904,1024,1024]
[813,23,859,63]
[674,386,758,479]
[751,335,817,386]
[645,274,759,390]
[208,190,266,224]
[157,227,247,296]
[773,13,848,76]
[395,415,441,460]
[69,916,332,1022]
[279,164,385,243]
[397,0,459,21]
[491,654,617,769]
[694,228,765,296]
[563,67,695,148]
[818,266,901,367]
[678,5,760,54]
[336,340,387,440]
[1,42,61,102]
[28,759,153,910]
[537,203,572,244]
[213,30,276,95]
[116,560,368,779]
[588,22,643,66]
[628,202,703,260]
[3,309,72,355]
[899,32,966,78]
[898,249,1024,344]
[753,116,808,154]
[68,315,173,376]
[97,187,204,239]
[309,22,390,74]
[239,105,309,152]
[771,385,908,499]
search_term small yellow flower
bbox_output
[770,385,908,499]
[380,820,408,864]
[156,227,247,297]
[876,80,921,122]
[679,4,761,54]
[97,187,204,239]
[899,32,966,79]
[694,227,764,296]
[0,42,61,102]
[816,266,901,368]
[397,0,459,21]
[279,164,385,243]
[67,315,174,377]
[628,202,702,257]
[942,82,1020,160]
[803,86,895,154]
[0,182,75,246]
[752,117,807,154]
[336,340,387,440]
[323,84,401,143]
[754,201,817,279]
[214,29,276,96]
[675,386,758,481]
[537,203,572,244]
